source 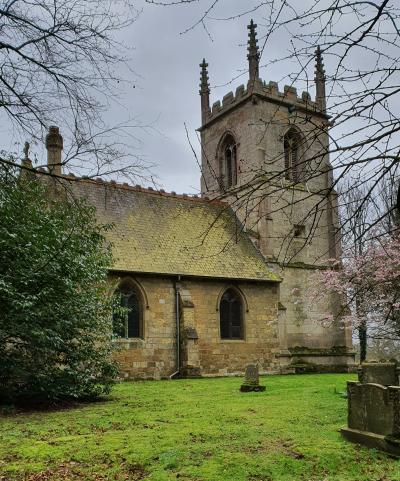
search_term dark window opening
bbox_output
[220,288,244,339]
[284,130,302,182]
[220,135,237,189]
[114,283,142,339]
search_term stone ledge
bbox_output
[276,346,356,357]
[277,360,355,374]
[341,427,400,458]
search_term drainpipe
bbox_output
[170,276,181,379]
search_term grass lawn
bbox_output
[1,373,400,481]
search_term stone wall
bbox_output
[200,86,330,198]
[182,279,280,376]
[200,84,354,370]
[110,275,177,380]
[110,274,280,379]
[279,266,351,349]
[42,164,284,380]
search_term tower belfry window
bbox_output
[220,134,237,189]
[284,129,302,183]
[225,143,237,187]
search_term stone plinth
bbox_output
[341,428,400,458]
[341,381,400,457]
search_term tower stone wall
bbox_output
[199,21,354,371]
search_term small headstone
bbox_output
[240,364,266,392]
[358,362,399,386]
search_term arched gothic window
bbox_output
[220,134,237,189]
[284,129,302,182]
[220,288,243,339]
[114,281,143,339]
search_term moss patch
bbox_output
[289,345,351,356]
[1,374,399,481]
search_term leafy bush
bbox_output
[0,164,118,403]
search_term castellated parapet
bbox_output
[203,80,322,130]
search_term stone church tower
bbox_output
[199,21,354,370]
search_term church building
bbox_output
[40,21,354,379]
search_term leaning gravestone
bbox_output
[358,362,399,386]
[240,364,266,392]
[341,381,400,457]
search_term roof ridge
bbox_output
[36,168,228,206]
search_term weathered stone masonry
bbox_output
[55,174,281,379]
[198,20,354,370]
[35,19,355,379]
[109,274,280,379]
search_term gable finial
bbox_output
[315,46,326,112]
[247,19,260,84]
[199,58,211,124]
[200,58,210,93]
[20,140,34,179]
[22,141,33,170]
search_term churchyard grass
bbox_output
[1,373,399,481]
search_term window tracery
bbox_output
[219,134,237,189]
[284,129,303,182]
[114,280,143,339]
[220,288,244,339]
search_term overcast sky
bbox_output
[0,1,319,194]
[2,1,393,195]
[115,1,306,194]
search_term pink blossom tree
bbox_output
[311,235,400,360]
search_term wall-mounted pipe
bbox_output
[170,276,181,379]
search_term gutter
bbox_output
[108,269,280,284]
[170,276,181,379]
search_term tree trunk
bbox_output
[359,319,367,363]
[356,292,367,362]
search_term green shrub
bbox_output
[0,163,118,403]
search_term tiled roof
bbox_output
[64,177,280,282]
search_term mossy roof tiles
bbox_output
[68,179,280,282]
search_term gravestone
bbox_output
[240,364,266,392]
[358,362,399,386]
[341,381,400,456]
